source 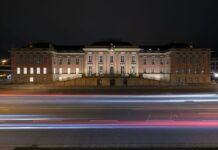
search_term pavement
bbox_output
[1,94,218,149]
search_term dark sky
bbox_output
[1,0,218,56]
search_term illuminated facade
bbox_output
[11,41,211,84]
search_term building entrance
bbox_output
[110,79,115,87]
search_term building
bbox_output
[11,41,211,85]
[0,58,12,83]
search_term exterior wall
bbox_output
[170,48,211,84]
[11,48,53,83]
[139,53,171,81]
[52,53,84,81]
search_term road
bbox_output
[1,94,218,149]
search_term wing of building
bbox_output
[11,41,211,85]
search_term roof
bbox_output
[91,41,133,46]
[140,42,193,52]
[54,45,84,53]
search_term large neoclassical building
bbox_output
[11,41,211,85]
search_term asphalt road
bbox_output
[1,94,218,149]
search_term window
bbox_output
[144,58,146,64]
[67,58,71,64]
[160,58,163,65]
[99,56,103,63]
[17,68,21,74]
[53,68,56,74]
[132,56,136,63]
[131,66,135,74]
[30,67,34,74]
[88,56,92,63]
[36,67,40,74]
[59,68,62,74]
[121,66,125,74]
[152,58,155,65]
[29,77,34,83]
[67,68,71,74]
[110,56,114,63]
[23,68,27,74]
[99,66,103,74]
[76,68,79,74]
[121,56,125,63]
[59,77,63,81]
[43,67,47,74]
[59,58,62,65]
[76,57,79,64]
[110,66,114,74]
[88,66,92,75]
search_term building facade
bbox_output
[11,41,212,84]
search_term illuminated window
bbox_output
[76,68,79,74]
[99,66,103,74]
[23,68,27,74]
[59,68,62,74]
[36,67,40,74]
[29,77,34,83]
[53,68,56,74]
[88,66,92,75]
[30,67,34,74]
[67,68,71,74]
[43,67,47,74]
[59,77,63,81]
[17,68,21,74]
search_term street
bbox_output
[1,94,218,148]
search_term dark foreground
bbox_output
[14,148,218,150]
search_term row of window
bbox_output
[87,66,136,75]
[144,58,168,65]
[17,67,47,75]
[87,56,136,64]
[53,68,80,74]
[54,57,80,65]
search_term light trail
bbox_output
[1,121,218,129]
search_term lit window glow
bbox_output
[43,67,47,74]
[67,68,71,74]
[17,68,21,74]
[59,68,62,74]
[30,68,34,74]
[29,77,34,82]
[23,68,27,74]
[37,67,40,74]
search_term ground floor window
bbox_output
[76,68,79,74]
[110,66,114,75]
[29,77,34,83]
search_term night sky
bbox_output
[0,0,218,56]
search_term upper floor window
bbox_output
[132,56,136,63]
[17,67,21,74]
[110,56,114,63]
[88,56,92,63]
[144,58,146,64]
[76,57,79,65]
[121,56,125,63]
[67,58,71,65]
[59,58,62,65]
[99,56,103,63]
[160,58,163,65]
[152,58,155,65]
